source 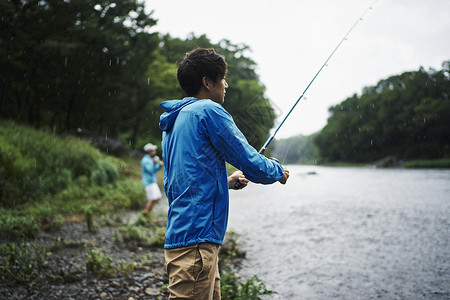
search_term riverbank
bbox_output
[321,157,450,169]
[0,206,272,300]
[0,210,169,299]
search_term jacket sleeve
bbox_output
[203,103,284,184]
[142,156,160,173]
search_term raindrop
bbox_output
[423,118,426,123]
[64,56,68,66]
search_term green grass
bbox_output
[0,120,145,239]
[321,161,370,167]
[404,158,450,169]
[0,120,123,208]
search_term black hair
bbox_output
[177,48,227,96]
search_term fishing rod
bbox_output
[258,0,378,155]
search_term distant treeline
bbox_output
[0,0,275,150]
[272,134,319,165]
[274,64,450,164]
[316,64,450,162]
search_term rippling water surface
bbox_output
[228,166,450,299]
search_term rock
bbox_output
[374,156,403,168]
[112,281,121,287]
[144,287,160,296]
[100,291,108,298]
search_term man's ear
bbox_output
[202,76,211,90]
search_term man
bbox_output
[159,48,289,299]
[141,143,164,216]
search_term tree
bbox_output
[0,0,158,137]
[315,62,450,162]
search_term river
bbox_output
[227,165,450,299]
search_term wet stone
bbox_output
[144,287,161,296]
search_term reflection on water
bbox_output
[228,166,450,299]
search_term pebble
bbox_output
[144,287,160,296]
[100,291,108,298]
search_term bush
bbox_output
[0,120,120,207]
[84,246,135,277]
[113,213,166,249]
[0,242,45,283]
[84,246,115,277]
[0,210,39,239]
[221,273,275,300]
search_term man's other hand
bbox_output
[228,170,249,190]
[279,166,289,184]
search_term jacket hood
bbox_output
[159,97,198,132]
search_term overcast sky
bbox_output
[145,0,450,139]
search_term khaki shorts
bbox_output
[164,243,221,300]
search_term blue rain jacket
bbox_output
[141,154,162,186]
[159,97,284,249]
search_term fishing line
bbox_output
[281,137,293,164]
[259,0,378,155]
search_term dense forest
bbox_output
[315,64,450,162]
[0,0,275,150]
